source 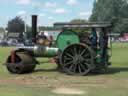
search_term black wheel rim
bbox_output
[61,44,94,75]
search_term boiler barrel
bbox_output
[17,46,59,57]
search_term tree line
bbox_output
[90,0,128,33]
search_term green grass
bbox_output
[111,43,128,66]
[0,43,128,96]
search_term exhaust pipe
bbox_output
[32,15,37,43]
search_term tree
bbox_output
[7,16,25,32]
[90,0,128,33]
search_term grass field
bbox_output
[0,43,128,96]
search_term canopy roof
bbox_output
[54,22,112,28]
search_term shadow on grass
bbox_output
[33,67,128,75]
[34,68,58,73]
[89,67,128,76]
[106,67,128,74]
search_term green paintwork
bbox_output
[56,30,80,51]
[96,49,102,63]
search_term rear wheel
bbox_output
[60,44,95,76]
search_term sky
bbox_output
[0,0,94,27]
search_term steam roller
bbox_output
[6,30,95,75]
[5,15,111,75]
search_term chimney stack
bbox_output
[32,15,37,43]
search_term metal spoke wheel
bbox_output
[6,52,37,74]
[60,44,95,76]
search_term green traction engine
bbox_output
[5,15,112,76]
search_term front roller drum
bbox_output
[60,44,95,76]
[6,52,37,74]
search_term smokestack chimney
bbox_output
[32,15,37,43]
